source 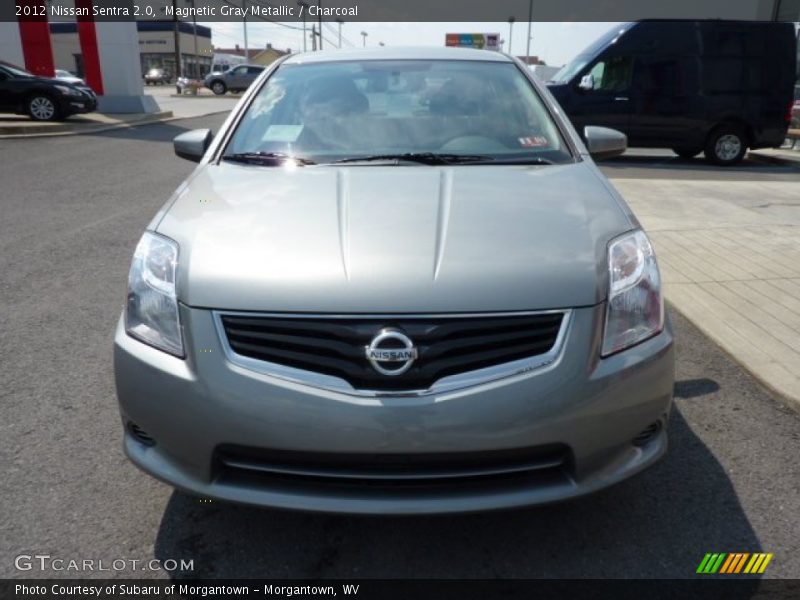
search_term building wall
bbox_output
[250,48,287,67]
[50,23,212,79]
[50,30,81,73]
[0,22,26,67]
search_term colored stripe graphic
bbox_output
[719,554,736,574]
[699,553,773,574]
[697,553,727,574]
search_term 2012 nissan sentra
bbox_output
[114,47,674,514]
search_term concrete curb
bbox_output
[169,93,243,99]
[667,301,800,414]
[747,150,800,168]
[0,110,180,139]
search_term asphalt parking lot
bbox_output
[2,114,800,579]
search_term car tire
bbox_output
[211,81,227,95]
[704,124,748,166]
[27,94,59,121]
[672,147,702,160]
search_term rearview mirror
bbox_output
[584,126,627,161]
[174,129,213,162]
[578,74,594,91]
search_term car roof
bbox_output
[283,46,513,65]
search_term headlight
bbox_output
[125,232,184,357]
[54,84,80,96]
[601,230,664,356]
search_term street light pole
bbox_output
[525,0,533,64]
[361,31,367,47]
[336,18,343,48]
[507,17,515,56]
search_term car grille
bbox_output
[214,444,573,496]
[219,312,565,392]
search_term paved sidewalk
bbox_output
[0,86,239,138]
[610,177,800,407]
[0,110,174,137]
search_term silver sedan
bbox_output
[114,47,674,514]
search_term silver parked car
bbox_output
[114,47,674,514]
[203,64,265,95]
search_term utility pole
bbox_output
[185,0,199,78]
[311,24,317,51]
[298,1,308,52]
[361,31,367,47]
[507,17,515,56]
[336,18,343,48]
[172,0,182,78]
[243,0,249,62]
[525,0,533,64]
[317,0,323,49]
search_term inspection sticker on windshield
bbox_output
[518,136,549,148]
[262,125,303,143]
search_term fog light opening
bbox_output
[128,422,156,447]
[632,421,661,447]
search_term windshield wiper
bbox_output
[483,156,555,165]
[329,153,492,165]
[221,152,316,166]
[328,153,556,166]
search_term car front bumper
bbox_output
[60,95,96,115]
[113,303,674,514]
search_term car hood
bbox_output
[156,161,633,312]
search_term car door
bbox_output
[569,55,634,135]
[245,66,264,88]
[627,55,701,147]
[0,68,16,111]
[227,66,248,90]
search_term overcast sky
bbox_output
[201,21,622,66]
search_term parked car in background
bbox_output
[53,69,85,86]
[203,64,265,95]
[548,20,797,165]
[0,61,97,121]
[144,68,170,85]
[115,47,674,514]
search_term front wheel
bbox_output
[211,81,227,95]
[28,95,59,121]
[704,125,747,166]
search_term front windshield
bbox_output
[224,59,573,165]
[549,23,631,84]
[550,54,592,84]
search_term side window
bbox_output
[247,67,263,75]
[232,66,247,76]
[0,71,7,81]
[588,56,633,92]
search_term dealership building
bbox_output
[49,20,213,80]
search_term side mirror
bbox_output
[578,74,594,91]
[173,129,213,162]
[584,126,627,161]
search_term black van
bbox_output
[547,21,797,165]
